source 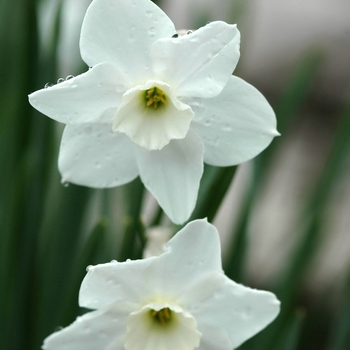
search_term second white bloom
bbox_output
[42,219,280,350]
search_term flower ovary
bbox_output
[150,307,172,325]
[145,87,167,109]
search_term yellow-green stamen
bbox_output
[145,87,167,109]
[150,307,172,325]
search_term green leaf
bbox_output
[189,164,237,223]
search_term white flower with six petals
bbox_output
[29,0,279,224]
[42,219,280,350]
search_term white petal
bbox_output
[59,124,138,188]
[190,279,280,349]
[163,219,223,275]
[80,220,222,310]
[42,305,127,350]
[136,130,204,224]
[198,326,233,350]
[143,220,227,304]
[113,80,194,150]
[125,303,201,350]
[29,63,126,124]
[80,0,175,83]
[151,21,240,98]
[189,76,279,166]
[79,258,159,310]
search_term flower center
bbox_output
[145,87,167,109]
[125,303,202,350]
[150,307,172,326]
[113,80,194,150]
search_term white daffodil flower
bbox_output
[29,0,279,224]
[42,219,280,350]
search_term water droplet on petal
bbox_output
[86,265,93,272]
[66,75,74,80]
[84,126,92,134]
[148,27,155,38]
[186,30,193,35]
[57,78,65,84]
[242,307,252,319]
[172,33,179,38]
[223,123,231,132]
[116,84,125,93]
[146,10,153,17]
[44,82,53,88]
[126,259,131,262]
[110,259,118,263]
[62,182,70,187]
[205,119,211,127]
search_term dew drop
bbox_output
[110,259,118,263]
[223,123,231,131]
[57,78,65,84]
[86,265,93,272]
[84,126,92,134]
[66,75,74,80]
[242,307,252,319]
[44,82,53,88]
[54,326,63,331]
[186,30,193,35]
[146,10,153,17]
[126,259,131,262]
[62,182,70,187]
[205,119,211,127]
[116,84,124,93]
[172,33,179,38]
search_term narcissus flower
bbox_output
[29,0,279,224]
[42,219,280,350]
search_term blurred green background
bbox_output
[1,0,349,349]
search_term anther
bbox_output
[145,87,167,109]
